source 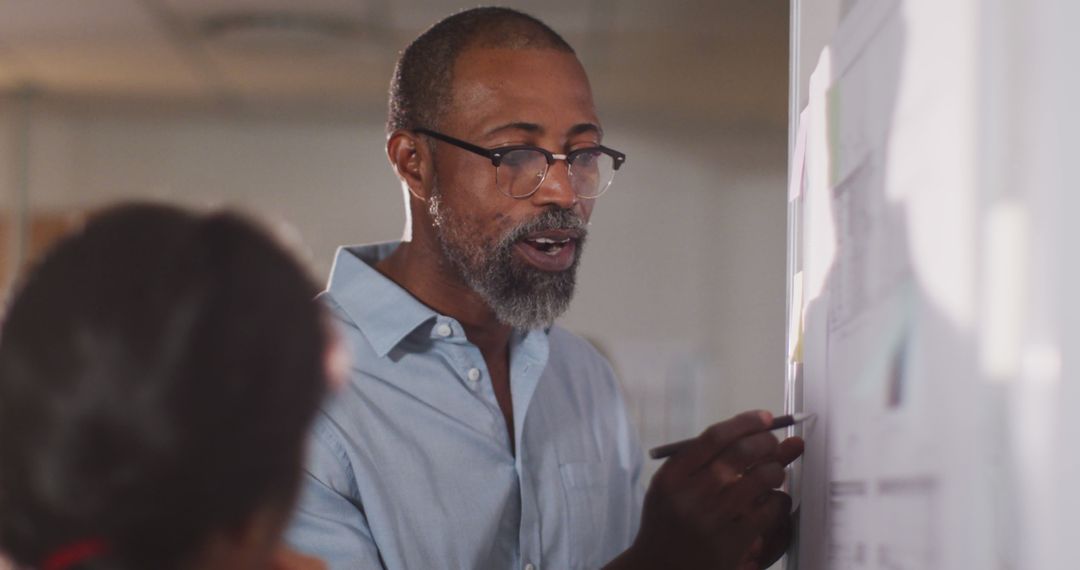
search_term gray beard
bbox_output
[429,193,586,329]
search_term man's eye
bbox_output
[500,149,540,167]
[572,150,601,166]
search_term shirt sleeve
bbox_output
[285,418,385,570]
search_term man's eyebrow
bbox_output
[568,123,602,138]
[484,122,542,136]
[483,122,603,138]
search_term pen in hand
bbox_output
[648,412,815,460]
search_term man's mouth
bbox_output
[513,228,582,271]
[524,235,572,255]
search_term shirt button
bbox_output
[467,367,481,382]
[436,323,452,337]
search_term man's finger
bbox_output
[666,410,774,476]
[735,537,766,570]
[758,506,795,568]
[775,436,805,467]
[700,431,781,483]
[743,490,794,537]
[708,462,785,518]
[746,461,786,490]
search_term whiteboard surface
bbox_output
[783,0,1045,568]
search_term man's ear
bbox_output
[387,130,432,202]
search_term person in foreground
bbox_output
[286,7,804,570]
[0,204,331,570]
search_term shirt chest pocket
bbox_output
[560,461,612,569]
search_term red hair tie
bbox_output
[40,538,109,570]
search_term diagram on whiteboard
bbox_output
[785,1,1015,569]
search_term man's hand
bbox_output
[607,411,805,570]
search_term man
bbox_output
[287,7,803,570]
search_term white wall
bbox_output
[7,101,788,451]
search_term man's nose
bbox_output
[530,159,578,210]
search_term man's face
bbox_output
[427,47,601,328]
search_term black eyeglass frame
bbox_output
[413,127,627,199]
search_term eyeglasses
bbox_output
[414,128,626,199]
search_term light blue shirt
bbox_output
[286,243,644,570]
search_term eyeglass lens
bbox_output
[495,149,617,198]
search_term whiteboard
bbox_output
[784,0,1080,568]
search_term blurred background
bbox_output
[0,0,789,471]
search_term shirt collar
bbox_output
[325,241,438,357]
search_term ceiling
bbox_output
[0,0,789,128]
